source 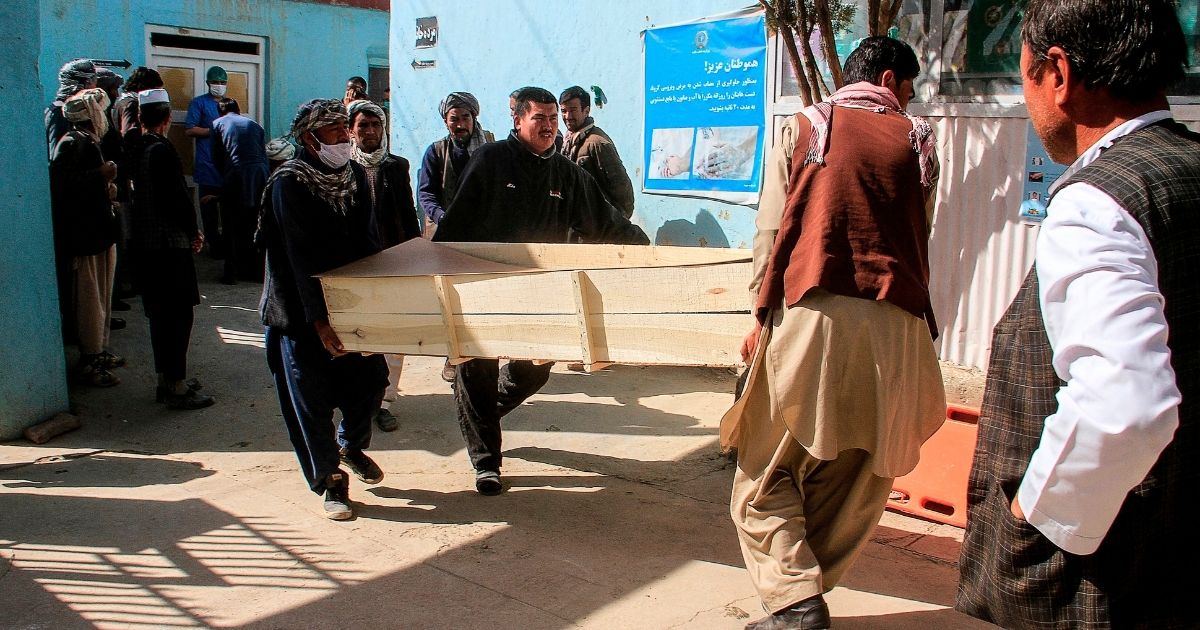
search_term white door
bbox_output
[146,25,265,181]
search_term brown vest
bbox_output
[756,108,935,336]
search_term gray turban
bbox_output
[347,99,387,126]
[290,98,348,138]
[56,58,97,101]
[438,91,480,119]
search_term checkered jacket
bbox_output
[957,121,1200,629]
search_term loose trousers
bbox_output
[453,359,553,473]
[266,326,388,493]
[74,245,117,355]
[731,370,894,613]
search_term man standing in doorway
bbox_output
[957,1,1198,627]
[722,37,944,629]
[210,97,268,284]
[259,99,389,520]
[433,86,648,496]
[348,99,421,432]
[559,85,635,218]
[185,65,228,259]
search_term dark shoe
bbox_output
[98,351,125,369]
[323,472,353,520]
[440,359,457,383]
[339,448,384,484]
[109,317,126,330]
[374,408,399,432]
[164,388,215,410]
[76,355,120,387]
[155,378,202,402]
[745,595,831,630]
[112,299,132,312]
[475,470,503,496]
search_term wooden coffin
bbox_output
[318,238,753,368]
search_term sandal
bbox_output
[77,356,121,387]
[98,351,125,369]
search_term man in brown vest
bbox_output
[721,37,945,630]
[957,1,1198,627]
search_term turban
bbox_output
[64,88,111,139]
[95,67,123,93]
[56,58,96,101]
[265,137,297,161]
[290,98,348,138]
[438,91,480,119]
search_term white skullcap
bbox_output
[137,88,170,106]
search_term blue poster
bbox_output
[644,14,767,202]
[1020,122,1066,224]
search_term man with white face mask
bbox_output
[185,65,228,260]
[258,99,389,521]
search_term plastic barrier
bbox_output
[887,404,980,528]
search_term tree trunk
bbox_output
[866,0,903,36]
[795,1,830,99]
[811,0,844,89]
[781,23,818,105]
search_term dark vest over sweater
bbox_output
[756,108,935,336]
[957,121,1200,629]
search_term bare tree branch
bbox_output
[812,0,844,89]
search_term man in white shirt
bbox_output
[957,1,1199,627]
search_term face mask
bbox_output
[316,140,353,169]
[210,84,227,97]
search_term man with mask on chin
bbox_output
[258,99,389,521]
[433,86,649,496]
[185,65,229,259]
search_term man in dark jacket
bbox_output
[51,88,124,387]
[433,86,649,496]
[348,99,421,433]
[559,85,636,218]
[417,91,495,238]
[210,98,269,284]
[260,99,389,521]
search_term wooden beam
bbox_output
[433,275,462,361]
[571,271,597,368]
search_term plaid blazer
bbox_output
[957,122,1200,629]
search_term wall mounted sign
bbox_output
[416,17,438,48]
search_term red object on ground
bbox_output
[887,404,980,528]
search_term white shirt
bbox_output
[1018,110,1182,555]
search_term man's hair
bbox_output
[218,98,240,116]
[1022,0,1187,101]
[842,36,920,84]
[125,67,163,93]
[512,86,557,118]
[559,85,590,109]
[140,102,171,129]
[347,76,367,89]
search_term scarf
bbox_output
[63,88,111,141]
[800,81,937,188]
[347,100,388,167]
[263,156,357,216]
[56,58,96,102]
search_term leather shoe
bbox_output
[745,595,831,630]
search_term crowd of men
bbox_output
[42,0,1196,627]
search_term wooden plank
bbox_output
[571,271,596,366]
[321,276,440,314]
[329,311,750,367]
[441,242,751,270]
[433,275,462,360]
[582,263,751,314]
[327,312,449,355]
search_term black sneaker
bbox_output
[323,472,352,520]
[339,448,384,484]
[374,408,399,432]
[164,388,215,410]
[156,378,203,403]
[475,470,503,496]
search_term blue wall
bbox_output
[388,1,758,248]
[0,0,70,439]
[39,0,390,139]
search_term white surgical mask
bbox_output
[210,84,227,97]
[316,140,353,169]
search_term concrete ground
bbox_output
[0,257,996,630]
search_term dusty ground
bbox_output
[1,257,995,629]
[939,362,985,409]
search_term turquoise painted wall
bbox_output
[388,2,759,249]
[0,0,71,440]
[39,0,390,139]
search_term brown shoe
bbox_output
[745,595,830,630]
